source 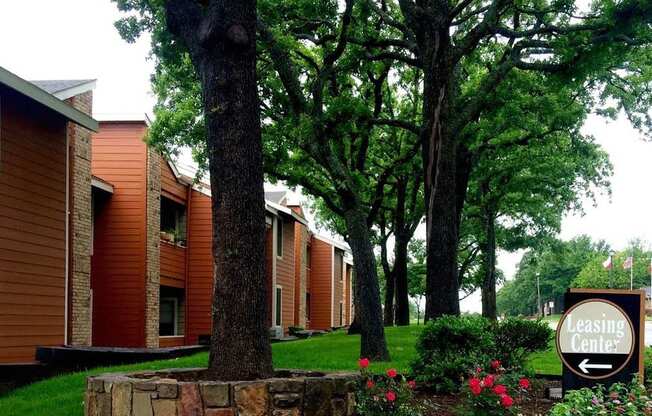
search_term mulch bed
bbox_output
[415,378,561,415]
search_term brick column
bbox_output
[67,92,93,346]
[145,149,161,348]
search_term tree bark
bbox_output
[166,0,273,381]
[380,237,395,326]
[344,208,390,361]
[393,234,410,326]
[415,20,461,320]
[480,183,497,320]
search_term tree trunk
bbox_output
[380,238,395,326]
[480,190,497,320]
[394,234,410,326]
[418,26,461,320]
[165,1,273,380]
[424,128,461,319]
[344,208,390,361]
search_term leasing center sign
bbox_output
[557,289,644,389]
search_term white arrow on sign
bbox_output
[578,358,613,374]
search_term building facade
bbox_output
[0,68,97,364]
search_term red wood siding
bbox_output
[265,225,273,327]
[186,190,213,344]
[160,156,186,205]
[0,89,68,363]
[308,238,333,330]
[159,336,185,348]
[293,222,306,327]
[160,242,186,288]
[275,217,295,333]
[91,121,148,347]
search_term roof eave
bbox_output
[0,66,98,132]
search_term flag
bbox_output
[602,256,613,270]
[623,256,633,270]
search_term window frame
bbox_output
[276,218,283,258]
[159,297,178,336]
[275,285,283,327]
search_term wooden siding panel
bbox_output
[0,89,67,363]
[308,238,333,330]
[160,242,186,288]
[160,156,187,204]
[275,217,295,333]
[91,121,148,347]
[185,190,213,344]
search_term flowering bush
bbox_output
[549,378,652,415]
[457,360,531,416]
[355,358,421,416]
[411,315,552,393]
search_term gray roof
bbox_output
[0,67,97,131]
[31,79,95,95]
[265,191,287,204]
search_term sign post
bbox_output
[556,289,645,392]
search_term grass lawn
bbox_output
[526,339,562,376]
[0,326,422,416]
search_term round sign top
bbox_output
[556,298,635,380]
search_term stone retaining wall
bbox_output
[85,368,359,416]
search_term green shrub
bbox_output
[493,318,553,369]
[645,347,652,388]
[410,315,552,392]
[549,378,652,415]
[411,315,495,392]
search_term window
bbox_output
[159,286,185,336]
[160,298,177,336]
[275,286,282,327]
[306,293,311,321]
[339,256,344,281]
[339,302,343,326]
[276,219,283,257]
[161,197,187,246]
[306,245,311,269]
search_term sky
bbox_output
[1,1,650,313]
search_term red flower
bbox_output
[407,380,416,390]
[519,378,530,389]
[476,367,482,374]
[469,377,481,389]
[385,391,397,402]
[493,384,507,395]
[386,368,397,378]
[483,375,495,388]
[366,379,375,389]
[500,394,514,408]
[490,360,501,370]
[469,377,482,395]
[359,358,370,368]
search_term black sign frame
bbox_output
[558,288,645,392]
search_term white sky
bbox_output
[2,0,650,314]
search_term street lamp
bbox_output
[536,272,542,318]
